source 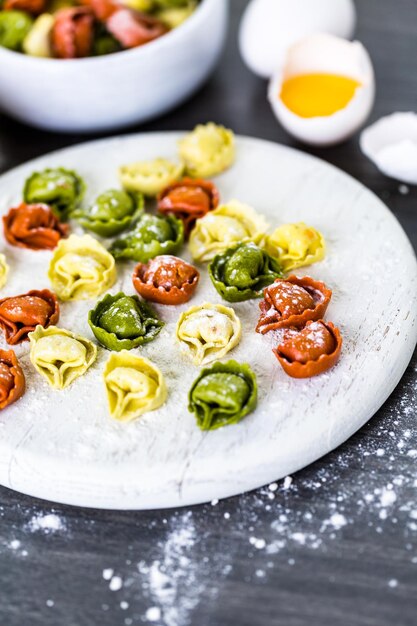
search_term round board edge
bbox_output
[0,132,416,510]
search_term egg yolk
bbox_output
[280,73,361,118]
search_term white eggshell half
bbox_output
[239,0,356,78]
[360,112,417,184]
[268,34,375,147]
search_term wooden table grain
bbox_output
[0,1,416,625]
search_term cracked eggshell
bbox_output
[239,0,356,79]
[360,112,417,185]
[268,34,375,147]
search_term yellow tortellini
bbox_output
[156,3,197,28]
[48,234,116,301]
[119,0,153,10]
[189,200,268,262]
[29,325,97,390]
[178,122,235,178]
[119,158,184,196]
[0,253,9,289]
[103,351,167,422]
[176,302,242,366]
[22,14,54,58]
[264,222,326,271]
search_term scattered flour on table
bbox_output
[139,512,206,626]
[1,365,416,625]
[27,513,65,534]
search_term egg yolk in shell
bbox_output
[280,74,362,118]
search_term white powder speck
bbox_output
[46,600,54,608]
[211,499,219,506]
[376,448,385,456]
[109,576,123,592]
[329,513,347,530]
[255,569,265,578]
[268,482,278,492]
[120,601,129,610]
[145,607,161,622]
[399,184,409,195]
[283,476,293,490]
[9,539,21,550]
[380,488,397,507]
[388,579,398,588]
[224,512,230,520]
[103,569,114,581]
[249,537,266,549]
[291,532,306,545]
[28,513,65,534]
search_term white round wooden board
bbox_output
[0,133,416,510]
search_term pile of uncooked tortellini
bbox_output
[0,122,329,431]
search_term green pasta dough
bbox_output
[72,189,144,237]
[110,213,184,262]
[208,242,282,302]
[188,360,258,430]
[88,292,164,351]
[23,167,85,221]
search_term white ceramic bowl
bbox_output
[0,0,228,133]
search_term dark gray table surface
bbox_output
[0,1,416,625]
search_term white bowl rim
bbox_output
[0,0,215,67]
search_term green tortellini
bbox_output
[23,167,85,221]
[188,360,258,430]
[88,292,164,351]
[176,303,241,365]
[189,200,268,263]
[29,325,97,390]
[104,351,167,422]
[0,11,33,51]
[91,23,120,56]
[48,234,116,301]
[119,158,184,196]
[72,189,144,237]
[110,213,184,262]
[0,253,9,290]
[178,122,235,178]
[208,242,282,302]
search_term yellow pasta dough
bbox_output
[119,158,184,196]
[48,234,116,301]
[176,302,242,365]
[29,325,97,390]
[103,351,167,422]
[264,222,326,271]
[178,122,235,178]
[0,254,9,289]
[189,200,268,262]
